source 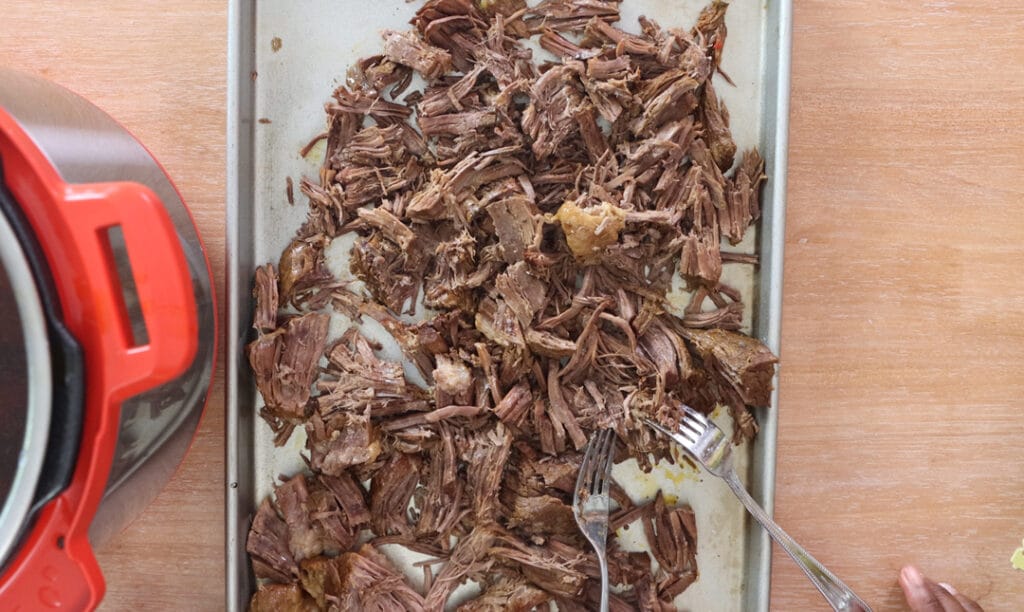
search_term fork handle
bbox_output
[722,471,873,612]
[597,549,609,612]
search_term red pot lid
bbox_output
[0,68,213,610]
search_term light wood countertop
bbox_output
[2,1,1022,610]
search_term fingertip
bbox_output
[901,565,925,586]
[938,582,958,595]
[898,565,942,610]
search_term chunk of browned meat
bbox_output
[679,228,723,287]
[487,197,540,264]
[465,425,514,521]
[351,232,425,315]
[246,498,297,583]
[415,424,464,540]
[369,453,422,535]
[308,480,357,555]
[329,86,413,121]
[317,327,425,412]
[327,545,426,611]
[252,477,426,605]
[252,263,278,332]
[693,0,730,78]
[475,297,527,355]
[506,494,578,537]
[383,29,453,81]
[493,380,533,426]
[632,71,700,136]
[406,152,524,221]
[278,237,331,305]
[643,491,698,576]
[321,471,372,527]
[423,231,480,311]
[412,0,490,71]
[490,537,588,598]
[494,262,547,327]
[425,524,499,610]
[521,65,585,159]
[419,109,498,136]
[456,574,551,611]
[681,327,777,408]
[249,583,316,612]
[525,0,622,33]
[701,80,736,172]
[357,207,416,251]
[329,123,424,207]
[525,328,577,358]
[721,148,767,245]
[531,453,581,493]
[247,312,329,426]
[305,409,382,475]
[348,55,414,96]
[545,365,588,451]
[633,576,677,612]
[275,474,325,562]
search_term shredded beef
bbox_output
[247,0,777,608]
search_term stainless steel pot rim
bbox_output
[0,206,52,568]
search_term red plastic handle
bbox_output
[60,181,198,400]
[6,500,93,612]
[0,183,197,609]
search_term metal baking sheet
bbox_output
[227,1,791,609]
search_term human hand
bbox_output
[899,565,983,612]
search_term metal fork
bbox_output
[573,428,616,612]
[644,407,872,612]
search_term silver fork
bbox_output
[573,428,616,612]
[644,407,873,612]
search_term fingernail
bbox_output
[938,582,959,595]
[902,565,925,587]
[899,565,933,603]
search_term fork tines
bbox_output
[576,428,616,502]
[678,405,709,440]
[644,405,709,445]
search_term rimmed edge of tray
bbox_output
[226,1,256,610]
[745,0,793,609]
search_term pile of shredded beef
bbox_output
[247,0,777,609]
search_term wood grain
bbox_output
[0,2,227,610]
[3,1,1023,611]
[772,0,1024,609]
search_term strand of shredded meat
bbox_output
[246,1,776,610]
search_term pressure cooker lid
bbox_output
[0,205,51,569]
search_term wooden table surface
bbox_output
[3,1,1022,610]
